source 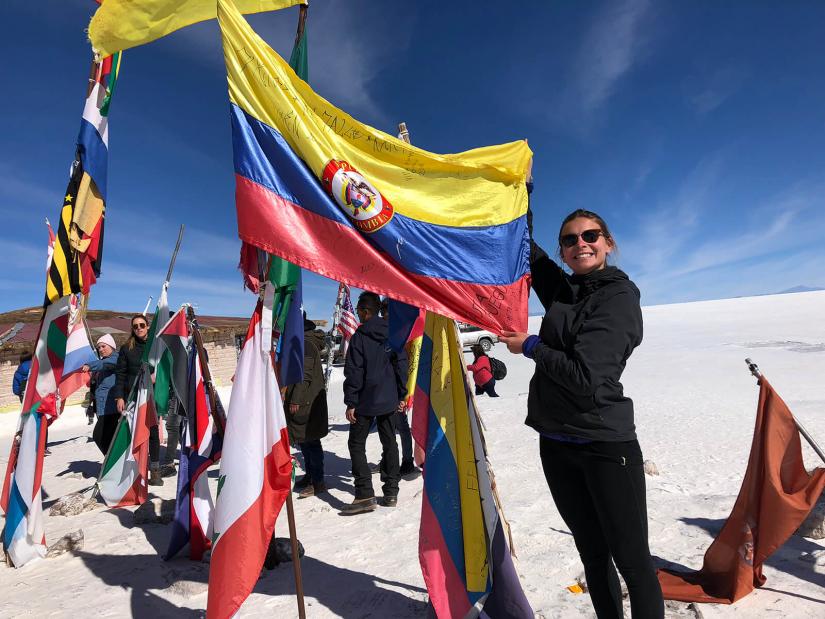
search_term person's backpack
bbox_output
[489,357,507,381]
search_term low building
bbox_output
[0,307,326,411]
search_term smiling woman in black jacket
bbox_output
[501,198,664,619]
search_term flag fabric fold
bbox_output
[166,347,223,561]
[97,365,157,507]
[207,292,292,619]
[1,411,48,567]
[414,312,533,617]
[658,377,825,604]
[89,0,305,57]
[156,306,191,415]
[58,303,97,401]
[218,0,531,334]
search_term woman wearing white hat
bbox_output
[82,334,120,455]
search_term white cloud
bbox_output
[546,0,652,136]
[684,64,749,116]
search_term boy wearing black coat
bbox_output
[342,292,408,514]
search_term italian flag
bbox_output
[97,365,157,507]
[145,283,174,415]
[206,291,292,619]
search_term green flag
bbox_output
[143,283,173,415]
[267,21,308,330]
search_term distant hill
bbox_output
[774,285,824,295]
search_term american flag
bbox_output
[338,286,359,341]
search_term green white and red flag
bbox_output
[97,365,157,507]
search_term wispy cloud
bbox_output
[165,1,416,124]
[623,176,825,304]
[684,64,749,116]
[547,0,653,136]
[0,163,62,214]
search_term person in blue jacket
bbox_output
[12,350,33,403]
[82,334,120,455]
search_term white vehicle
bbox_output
[458,322,498,352]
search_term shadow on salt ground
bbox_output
[57,459,101,479]
[73,548,205,618]
[260,555,429,617]
[46,435,93,448]
[660,517,825,603]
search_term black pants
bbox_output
[93,415,120,456]
[348,412,399,499]
[540,437,664,619]
[162,407,182,466]
[475,380,499,397]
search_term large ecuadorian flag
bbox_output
[218,0,532,333]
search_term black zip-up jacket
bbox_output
[343,315,409,417]
[112,338,146,401]
[527,241,642,442]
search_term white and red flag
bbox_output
[207,287,292,619]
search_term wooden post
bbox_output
[186,306,227,435]
[283,9,309,616]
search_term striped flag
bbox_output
[156,306,190,415]
[97,365,157,507]
[58,300,97,401]
[144,284,175,415]
[45,219,55,274]
[45,54,120,306]
[207,291,292,619]
[338,285,358,341]
[20,296,71,417]
[0,411,48,567]
[413,313,533,617]
[166,347,223,561]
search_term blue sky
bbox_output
[3,0,825,322]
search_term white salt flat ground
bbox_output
[1,291,824,618]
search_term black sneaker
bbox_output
[159,464,177,478]
[399,460,419,477]
[379,495,398,508]
[148,470,164,486]
[294,475,312,490]
[340,497,377,515]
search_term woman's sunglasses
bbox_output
[559,229,604,248]
[132,323,148,330]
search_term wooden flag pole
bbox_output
[186,306,227,435]
[280,8,309,616]
[745,358,825,465]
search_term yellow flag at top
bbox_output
[89,0,305,57]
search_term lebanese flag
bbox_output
[207,288,292,619]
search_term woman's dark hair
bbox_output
[471,345,485,360]
[19,350,33,363]
[126,314,148,350]
[557,209,618,257]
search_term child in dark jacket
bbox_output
[467,345,499,397]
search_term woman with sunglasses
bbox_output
[500,185,664,619]
[113,314,163,486]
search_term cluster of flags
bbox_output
[1,46,116,564]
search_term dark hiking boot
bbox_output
[294,474,312,490]
[379,495,398,508]
[159,464,177,478]
[399,460,419,477]
[148,470,164,486]
[340,497,377,515]
[298,482,327,499]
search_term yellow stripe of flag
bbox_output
[89,0,306,57]
[218,0,532,228]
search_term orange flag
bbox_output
[658,377,825,603]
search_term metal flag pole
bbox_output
[745,358,825,465]
[165,224,185,285]
[141,296,153,317]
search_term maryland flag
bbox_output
[45,53,120,305]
